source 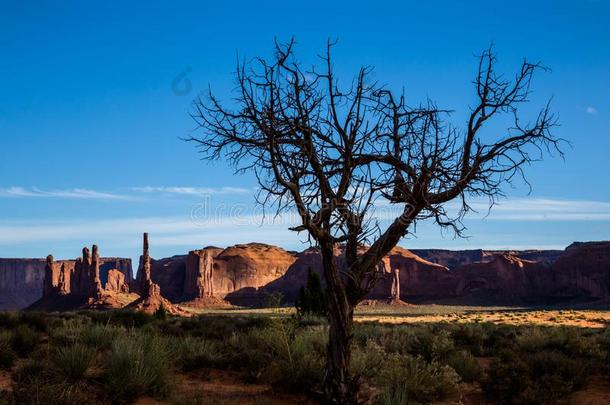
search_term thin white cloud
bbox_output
[0,185,252,201]
[467,198,610,221]
[586,106,598,115]
[0,187,129,200]
[0,215,296,248]
[131,186,250,195]
[369,197,610,222]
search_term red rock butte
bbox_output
[1,236,609,312]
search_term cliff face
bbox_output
[0,259,48,310]
[0,255,133,310]
[146,241,610,307]
[6,240,610,311]
[544,242,610,299]
[265,246,454,303]
[411,249,563,269]
[450,254,548,304]
[144,243,298,306]
[432,242,610,304]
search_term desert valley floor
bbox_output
[1,304,610,404]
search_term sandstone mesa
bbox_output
[0,235,608,312]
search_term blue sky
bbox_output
[0,0,609,263]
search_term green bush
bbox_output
[88,310,153,328]
[272,326,325,389]
[377,353,459,403]
[105,333,172,401]
[12,364,97,405]
[19,312,49,332]
[351,340,386,380]
[227,321,326,391]
[171,316,271,340]
[517,326,601,359]
[375,386,415,405]
[80,323,123,349]
[0,331,16,370]
[381,326,454,361]
[484,350,587,404]
[450,323,491,355]
[154,304,168,320]
[11,325,39,357]
[444,350,482,383]
[0,312,19,329]
[51,343,96,381]
[176,336,224,371]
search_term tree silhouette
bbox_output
[188,39,564,403]
[295,268,326,317]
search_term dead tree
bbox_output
[188,39,563,403]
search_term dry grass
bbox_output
[186,304,610,328]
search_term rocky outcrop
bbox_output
[147,243,297,306]
[184,248,221,300]
[131,233,187,315]
[27,245,134,311]
[105,269,129,293]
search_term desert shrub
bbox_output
[353,323,386,345]
[375,387,413,405]
[450,323,491,355]
[380,326,454,361]
[515,326,547,352]
[11,325,40,357]
[12,358,100,405]
[173,316,271,340]
[295,269,326,317]
[0,312,19,329]
[105,333,172,402]
[79,323,123,349]
[51,343,96,381]
[483,350,587,404]
[50,316,122,350]
[264,291,284,308]
[88,310,153,328]
[255,320,325,390]
[49,317,92,346]
[176,336,225,371]
[444,350,482,383]
[228,321,325,391]
[154,304,168,320]
[517,326,601,358]
[297,313,327,327]
[351,340,386,379]
[376,353,459,403]
[0,331,16,370]
[276,326,325,389]
[19,312,49,332]
[484,323,518,352]
[227,330,268,380]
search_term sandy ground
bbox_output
[135,369,313,404]
[355,309,610,328]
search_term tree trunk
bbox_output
[325,299,355,403]
[320,242,357,404]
